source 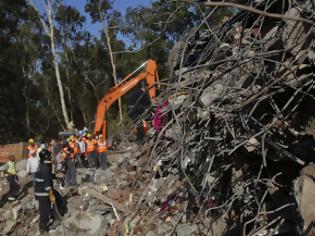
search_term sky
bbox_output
[62,0,153,37]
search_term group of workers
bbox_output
[26,132,109,187]
[0,131,109,234]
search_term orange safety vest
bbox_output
[97,140,107,153]
[86,139,96,152]
[143,120,148,133]
[27,145,37,158]
[69,141,80,154]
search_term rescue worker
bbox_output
[0,155,19,201]
[35,149,53,233]
[61,144,77,186]
[97,135,108,170]
[49,139,59,174]
[69,136,82,168]
[78,134,87,167]
[27,138,38,158]
[26,152,40,188]
[86,133,97,168]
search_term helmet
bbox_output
[87,133,92,138]
[28,138,35,145]
[39,149,52,164]
[69,135,75,141]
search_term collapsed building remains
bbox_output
[0,0,314,235]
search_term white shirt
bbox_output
[26,156,40,173]
[78,141,86,153]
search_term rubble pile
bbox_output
[0,1,314,235]
[118,1,315,235]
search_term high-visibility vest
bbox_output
[87,140,96,152]
[74,145,80,154]
[69,141,80,154]
[7,161,16,175]
[27,145,37,158]
[97,140,107,153]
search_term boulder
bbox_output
[63,211,107,236]
[294,164,315,231]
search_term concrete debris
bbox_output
[2,220,15,235]
[112,0,314,235]
[199,83,225,107]
[1,0,315,235]
[63,211,107,236]
[175,223,199,236]
[294,164,315,232]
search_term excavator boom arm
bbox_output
[93,59,158,142]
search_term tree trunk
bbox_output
[47,1,72,131]
[29,0,73,131]
[104,26,123,122]
[51,40,72,130]
[23,67,31,137]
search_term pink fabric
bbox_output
[153,100,169,132]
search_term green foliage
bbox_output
[0,0,232,143]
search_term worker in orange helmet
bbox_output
[86,133,97,168]
[97,134,108,170]
[68,136,82,168]
[26,138,40,188]
[61,143,77,186]
[27,138,38,158]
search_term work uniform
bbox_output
[6,161,19,201]
[62,148,77,187]
[69,140,82,168]
[49,140,59,174]
[97,139,108,170]
[26,155,40,187]
[86,139,97,168]
[35,162,53,232]
[27,144,38,158]
[78,137,88,167]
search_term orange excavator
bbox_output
[93,59,160,144]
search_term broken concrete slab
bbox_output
[294,164,315,231]
[1,220,16,235]
[79,186,127,213]
[176,223,199,236]
[282,7,313,56]
[199,83,224,107]
[63,211,107,236]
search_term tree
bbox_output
[28,0,73,131]
[85,0,124,122]
[0,0,42,142]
